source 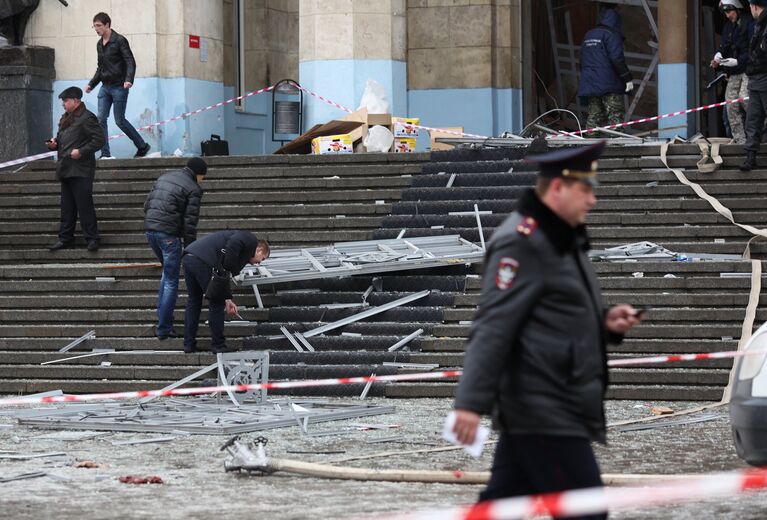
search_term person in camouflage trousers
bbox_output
[586,94,625,131]
[712,1,753,144]
[578,9,633,135]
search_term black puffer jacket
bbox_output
[143,168,203,245]
[88,30,136,88]
[55,103,105,181]
[183,230,259,275]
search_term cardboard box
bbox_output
[392,117,420,137]
[368,113,393,127]
[393,137,416,153]
[312,134,353,155]
[429,127,464,151]
[274,120,364,155]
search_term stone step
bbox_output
[466,275,754,291]
[0,216,384,235]
[455,293,761,307]
[430,323,745,339]
[1,164,425,183]
[443,307,767,323]
[0,176,412,196]
[0,202,394,221]
[0,188,405,208]
[383,383,725,400]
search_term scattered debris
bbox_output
[651,406,674,416]
[0,471,48,483]
[387,329,424,352]
[222,437,488,484]
[74,460,102,469]
[111,436,177,446]
[365,435,405,444]
[118,475,164,485]
[0,452,67,460]
[617,413,727,432]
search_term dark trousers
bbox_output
[59,176,99,243]
[744,89,767,154]
[480,433,606,520]
[182,254,226,351]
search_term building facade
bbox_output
[24,0,708,157]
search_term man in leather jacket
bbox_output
[741,0,767,171]
[182,230,270,354]
[144,157,208,341]
[45,86,105,252]
[452,141,642,518]
[84,12,150,159]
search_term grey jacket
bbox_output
[454,189,618,443]
[55,103,105,181]
[144,167,203,246]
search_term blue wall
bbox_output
[299,59,407,128]
[408,88,523,140]
[658,63,694,139]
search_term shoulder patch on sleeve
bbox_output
[495,257,519,290]
[516,216,538,237]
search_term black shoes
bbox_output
[210,344,234,354]
[156,328,182,341]
[48,240,72,251]
[740,152,757,172]
[134,143,151,158]
[87,241,99,252]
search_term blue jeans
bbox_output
[146,231,182,335]
[97,85,146,156]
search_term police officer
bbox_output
[452,141,642,519]
[741,0,767,171]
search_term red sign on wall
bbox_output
[189,35,200,49]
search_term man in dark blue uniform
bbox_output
[577,9,634,131]
[742,0,767,171]
[452,141,643,519]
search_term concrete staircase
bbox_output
[0,143,764,400]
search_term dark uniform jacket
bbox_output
[577,9,632,98]
[144,167,203,246]
[55,103,105,181]
[183,230,258,275]
[454,189,617,443]
[88,30,136,88]
[719,14,753,76]
[747,9,767,81]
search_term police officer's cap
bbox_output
[524,140,606,188]
[58,86,83,100]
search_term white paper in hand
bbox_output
[442,411,490,458]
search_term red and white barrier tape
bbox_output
[552,96,749,138]
[295,82,750,142]
[0,370,462,407]
[0,346,764,408]
[0,85,276,171]
[389,467,767,520]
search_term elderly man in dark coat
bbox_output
[46,86,105,252]
[577,9,634,132]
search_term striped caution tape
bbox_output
[293,82,748,142]
[1,347,766,408]
[0,84,276,171]
[386,467,767,520]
